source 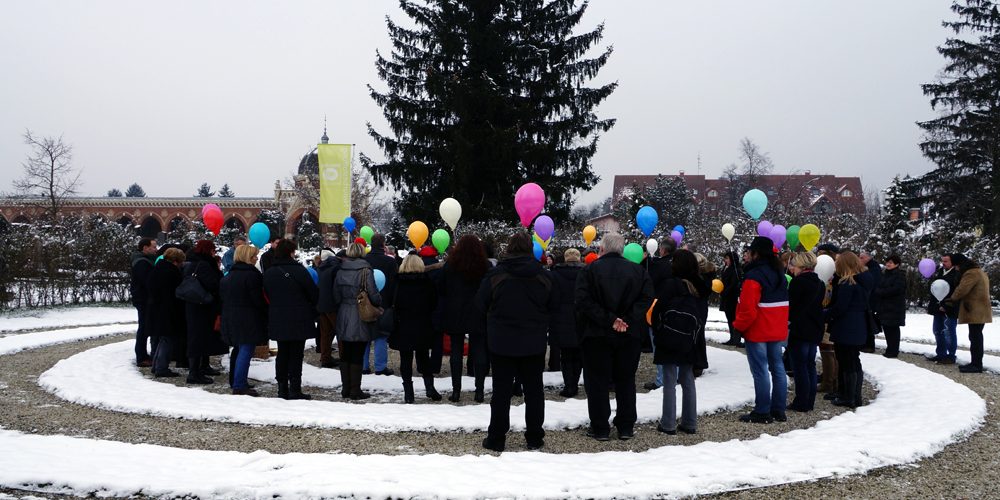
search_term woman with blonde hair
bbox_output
[390,255,439,402]
[824,251,869,408]
[221,244,268,396]
[333,242,383,400]
[787,252,824,411]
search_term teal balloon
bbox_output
[623,243,644,264]
[373,269,386,291]
[636,206,658,237]
[248,222,270,248]
[533,241,544,261]
[742,189,768,220]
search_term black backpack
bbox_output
[653,280,701,355]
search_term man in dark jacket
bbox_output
[875,255,907,358]
[477,232,557,452]
[363,234,399,375]
[859,251,882,352]
[316,249,342,368]
[643,236,676,389]
[130,237,157,367]
[926,254,960,364]
[549,248,585,397]
[575,232,655,441]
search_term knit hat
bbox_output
[749,236,775,256]
[815,243,840,254]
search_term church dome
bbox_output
[298,148,319,176]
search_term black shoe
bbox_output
[403,383,415,404]
[350,391,372,400]
[832,397,857,408]
[526,439,544,450]
[882,352,898,359]
[787,403,811,413]
[558,388,578,398]
[823,392,839,401]
[617,429,635,441]
[137,359,153,368]
[925,354,943,362]
[362,368,372,375]
[448,390,461,402]
[656,424,676,435]
[642,381,661,391]
[186,375,213,385]
[586,429,611,441]
[321,360,339,369]
[739,412,773,424]
[770,411,787,422]
[959,364,984,373]
[936,358,956,365]
[375,368,395,376]
[474,389,485,403]
[203,366,222,376]
[154,370,180,378]
[424,377,442,401]
[482,437,505,453]
[232,388,259,397]
[677,425,697,435]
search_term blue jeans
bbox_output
[745,340,787,414]
[648,328,664,387]
[933,314,958,360]
[363,336,389,372]
[787,340,817,410]
[231,344,254,390]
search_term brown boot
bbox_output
[818,343,838,393]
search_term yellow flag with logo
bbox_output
[318,144,352,223]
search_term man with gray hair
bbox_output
[575,232,655,441]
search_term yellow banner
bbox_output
[318,144,352,223]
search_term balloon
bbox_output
[646,299,657,326]
[816,254,836,283]
[635,206,658,237]
[439,198,462,230]
[799,224,821,252]
[931,279,950,302]
[712,279,724,294]
[584,253,598,265]
[514,183,545,227]
[534,215,555,241]
[408,221,429,248]
[786,225,801,251]
[359,225,375,244]
[757,220,774,237]
[307,266,319,285]
[742,189,768,220]
[533,233,551,251]
[201,203,220,218]
[533,241,544,261]
[918,258,937,279]
[769,224,787,248]
[623,243,644,264]
[582,225,597,246]
[432,228,451,254]
[646,238,658,256]
[343,216,357,234]
[203,209,223,235]
[248,222,270,248]
[670,230,683,246]
[673,225,685,236]
[721,223,735,242]
[373,269,386,291]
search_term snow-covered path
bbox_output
[0,306,136,333]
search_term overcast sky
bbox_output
[0,1,953,206]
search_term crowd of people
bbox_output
[128,228,993,452]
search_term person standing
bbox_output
[926,254,960,364]
[145,248,186,378]
[259,237,282,272]
[390,255,439,403]
[363,234,398,376]
[221,236,247,274]
[825,251,869,408]
[643,236,676,390]
[130,238,158,367]
[549,248,585,398]
[945,253,993,373]
[692,253,716,376]
[875,255,907,358]
[182,240,228,384]
[438,235,490,402]
[220,245,268,396]
[316,249,342,369]
[575,233,655,441]
[733,236,790,424]
[859,252,882,353]
[719,251,744,347]
[333,242,383,400]
[262,239,319,399]
[477,232,557,452]
[786,252,825,412]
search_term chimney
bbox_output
[679,170,685,176]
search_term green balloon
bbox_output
[359,225,375,244]
[786,225,801,251]
[432,228,451,254]
[623,242,644,264]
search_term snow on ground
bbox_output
[0,305,135,333]
[0,324,137,356]
[3,346,986,498]
[38,340,755,432]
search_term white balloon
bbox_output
[721,223,735,242]
[816,254,836,283]
[646,238,658,255]
[439,198,462,230]
[931,279,951,302]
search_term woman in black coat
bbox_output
[390,255,439,403]
[145,248,186,378]
[825,251,869,409]
[437,235,490,403]
[549,249,584,397]
[787,252,825,412]
[220,245,268,396]
[182,240,228,384]
[692,253,716,375]
[262,239,319,400]
[719,251,743,346]
[874,255,907,358]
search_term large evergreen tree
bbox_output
[918,0,1000,234]
[195,183,215,197]
[363,0,616,223]
[218,183,235,198]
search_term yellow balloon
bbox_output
[408,221,429,248]
[712,279,724,294]
[583,225,597,246]
[799,224,821,252]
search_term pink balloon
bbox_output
[671,230,683,246]
[534,215,554,241]
[514,183,545,228]
[757,220,774,237]
[201,203,220,217]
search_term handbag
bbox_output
[176,272,213,304]
[357,268,384,323]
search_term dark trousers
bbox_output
[487,352,545,446]
[134,304,153,362]
[834,343,862,380]
[275,340,306,383]
[428,332,444,374]
[548,343,561,371]
[560,347,583,392]
[582,335,641,435]
[151,336,172,374]
[969,323,985,367]
[883,325,901,356]
[399,349,432,383]
[788,339,818,410]
[340,341,367,364]
[318,313,337,363]
[450,332,490,390]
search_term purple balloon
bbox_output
[533,215,555,241]
[671,230,683,246]
[918,258,936,279]
[769,224,787,248]
[757,220,774,237]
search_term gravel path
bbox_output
[0,333,996,498]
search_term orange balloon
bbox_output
[646,299,658,326]
[582,225,597,246]
[408,221,429,248]
[712,279,724,294]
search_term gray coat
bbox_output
[333,258,383,342]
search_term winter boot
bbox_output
[449,373,462,402]
[186,357,212,384]
[853,369,864,408]
[349,363,371,400]
[288,376,312,400]
[339,363,351,398]
[474,375,486,403]
[832,372,858,408]
[423,375,442,401]
[818,345,838,393]
[277,380,290,399]
[403,380,415,404]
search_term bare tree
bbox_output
[11,130,81,221]
[738,137,774,184]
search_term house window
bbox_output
[707,189,718,198]
[692,189,699,196]
[841,189,853,197]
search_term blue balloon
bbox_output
[742,189,768,220]
[673,225,685,236]
[373,269,386,291]
[343,216,357,233]
[248,222,270,248]
[307,266,319,285]
[533,241,544,261]
[636,206,658,237]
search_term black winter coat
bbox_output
[145,260,185,339]
[648,255,674,298]
[927,268,960,318]
[365,245,399,307]
[574,253,655,341]
[875,267,907,327]
[476,255,557,357]
[827,279,869,346]
[130,252,155,307]
[220,262,268,346]
[389,272,438,351]
[316,256,342,314]
[788,271,825,344]
[548,262,584,349]
[719,263,742,315]
[651,278,700,366]
[438,262,485,336]
[183,253,228,357]
[263,257,319,341]
[865,262,882,313]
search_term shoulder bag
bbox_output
[357,268,383,323]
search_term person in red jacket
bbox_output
[733,236,790,424]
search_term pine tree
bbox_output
[645,175,693,231]
[296,213,323,250]
[218,183,235,198]
[363,0,616,223]
[106,188,123,197]
[874,176,912,253]
[918,0,1000,234]
[124,183,146,197]
[254,209,285,241]
[386,216,406,249]
[195,183,215,197]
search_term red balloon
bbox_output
[203,209,224,235]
